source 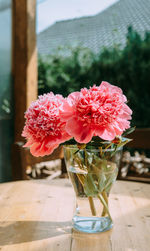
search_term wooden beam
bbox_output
[12,0,37,142]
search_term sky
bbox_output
[37,0,118,33]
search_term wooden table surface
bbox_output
[0,179,150,251]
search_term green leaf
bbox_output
[101,159,108,171]
[122,126,136,136]
[86,152,93,165]
[104,169,118,193]
[92,155,103,168]
[118,137,132,148]
[105,183,113,193]
[98,173,107,192]
[84,173,99,196]
[98,194,112,221]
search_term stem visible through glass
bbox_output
[101,190,108,216]
[76,173,97,216]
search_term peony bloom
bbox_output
[22,93,71,156]
[60,81,132,143]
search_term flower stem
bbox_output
[101,190,108,216]
[98,193,112,221]
[76,173,84,186]
[76,173,96,216]
[88,196,96,216]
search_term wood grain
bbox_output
[12,0,37,142]
[0,179,149,251]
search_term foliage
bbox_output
[38,46,95,96]
[38,27,150,127]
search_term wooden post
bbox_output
[12,0,37,142]
[12,0,37,179]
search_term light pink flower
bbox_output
[60,81,132,143]
[22,93,71,156]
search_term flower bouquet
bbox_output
[22,81,133,233]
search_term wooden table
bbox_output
[0,179,150,251]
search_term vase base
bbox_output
[73,215,113,233]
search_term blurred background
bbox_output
[0,0,150,183]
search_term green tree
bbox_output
[38,27,150,127]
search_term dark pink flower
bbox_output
[22,93,71,156]
[60,81,132,143]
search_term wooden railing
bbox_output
[12,143,65,180]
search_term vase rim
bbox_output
[63,144,122,152]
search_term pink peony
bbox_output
[22,93,71,156]
[60,81,132,143]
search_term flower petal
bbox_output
[60,92,80,120]
[30,141,59,157]
[98,126,116,141]
[65,117,93,143]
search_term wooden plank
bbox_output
[111,181,150,251]
[0,179,74,251]
[0,179,150,250]
[12,0,37,142]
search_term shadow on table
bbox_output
[0,220,72,246]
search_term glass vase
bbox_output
[64,145,122,233]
